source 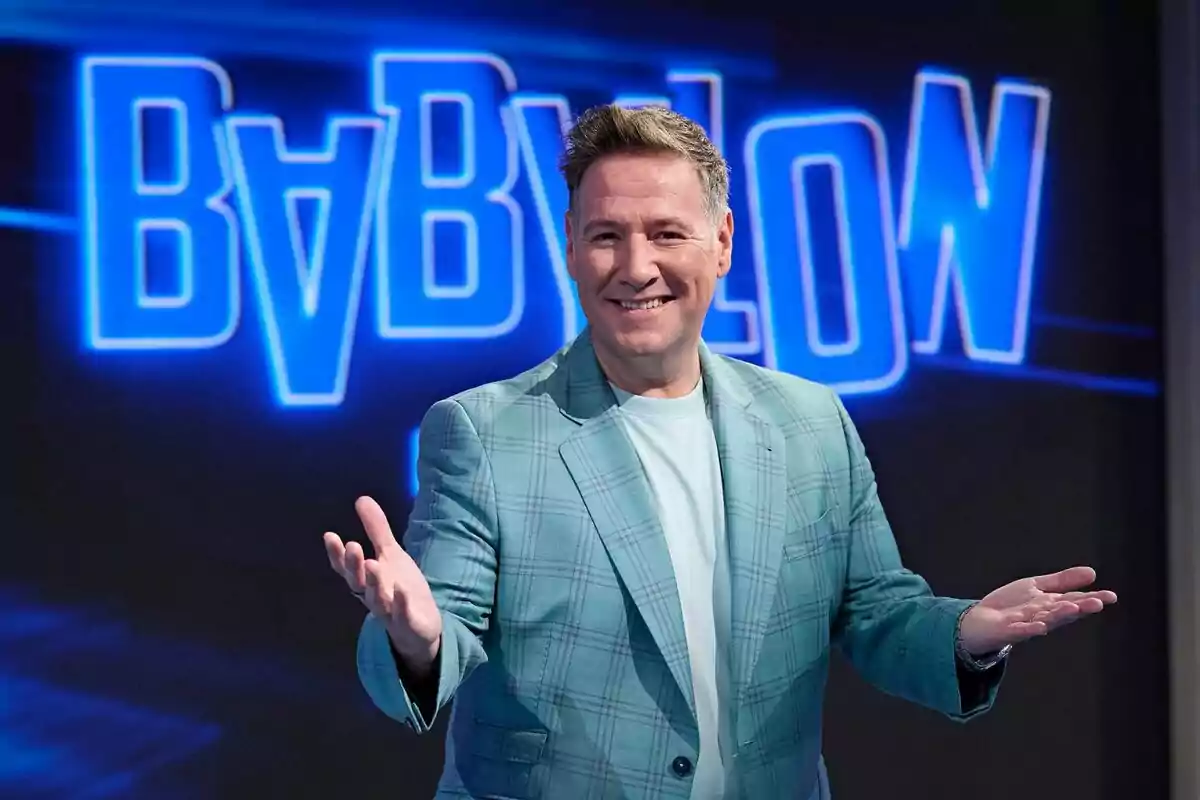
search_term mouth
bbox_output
[608,297,675,312]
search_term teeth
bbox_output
[620,298,666,310]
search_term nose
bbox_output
[617,236,660,293]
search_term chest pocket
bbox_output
[778,506,842,646]
[783,507,833,561]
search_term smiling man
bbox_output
[323,104,1116,800]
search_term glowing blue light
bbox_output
[224,114,386,407]
[81,56,240,350]
[408,426,421,498]
[896,70,1051,364]
[74,51,1057,408]
[371,52,525,340]
[745,112,909,394]
[611,95,671,109]
[507,93,587,345]
[667,70,760,356]
[666,71,726,153]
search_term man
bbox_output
[323,105,1116,799]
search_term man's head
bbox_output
[560,104,733,392]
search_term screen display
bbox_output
[0,2,1166,798]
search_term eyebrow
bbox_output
[581,217,694,236]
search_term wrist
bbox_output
[391,634,441,679]
[955,603,1011,670]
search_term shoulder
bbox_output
[423,344,571,435]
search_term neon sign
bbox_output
[79,53,1051,406]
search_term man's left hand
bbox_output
[958,566,1117,656]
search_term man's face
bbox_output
[565,151,733,363]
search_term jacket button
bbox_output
[671,756,693,778]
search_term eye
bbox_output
[655,230,686,241]
[590,231,618,243]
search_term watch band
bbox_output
[954,603,1013,672]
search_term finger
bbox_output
[1001,603,1056,625]
[1032,566,1097,593]
[1023,593,1064,610]
[1059,590,1118,606]
[1002,600,1072,626]
[1043,598,1114,633]
[344,541,368,593]
[1073,596,1108,614]
[1032,601,1080,626]
[356,496,401,558]
[1007,620,1048,639]
[323,532,346,572]
[363,559,394,617]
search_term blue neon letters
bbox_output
[226,115,386,405]
[83,57,240,349]
[897,72,1050,363]
[79,53,1052,407]
[745,113,909,394]
[373,54,525,342]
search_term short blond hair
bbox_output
[559,104,730,221]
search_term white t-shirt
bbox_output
[611,379,733,799]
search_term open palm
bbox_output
[958,566,1117,656]
[323,496,443,674]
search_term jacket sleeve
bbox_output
[827,391,1004,721]
[357,397,499,733]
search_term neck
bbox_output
[594,339,702,399]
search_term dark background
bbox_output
[0,2,1167,798]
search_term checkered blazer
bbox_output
[358,332,1001,799]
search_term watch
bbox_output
[955,603,1013,672]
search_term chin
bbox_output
[608,328,679,357]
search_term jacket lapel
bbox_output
[701,348,788,708]
[557,334,696,719]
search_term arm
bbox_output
[357,398,499,733]
[828,392,1003,721]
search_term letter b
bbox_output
[81,57,238,349]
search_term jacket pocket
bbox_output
[459,721,549,799]
[783,507,833,561]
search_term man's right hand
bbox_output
[324,496,443,677]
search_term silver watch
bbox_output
[956,640,1012,671]
[955,603,1012,672]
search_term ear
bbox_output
[564,211,578,280]
[715,209,734,278]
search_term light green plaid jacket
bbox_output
[358,331,1002,799]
